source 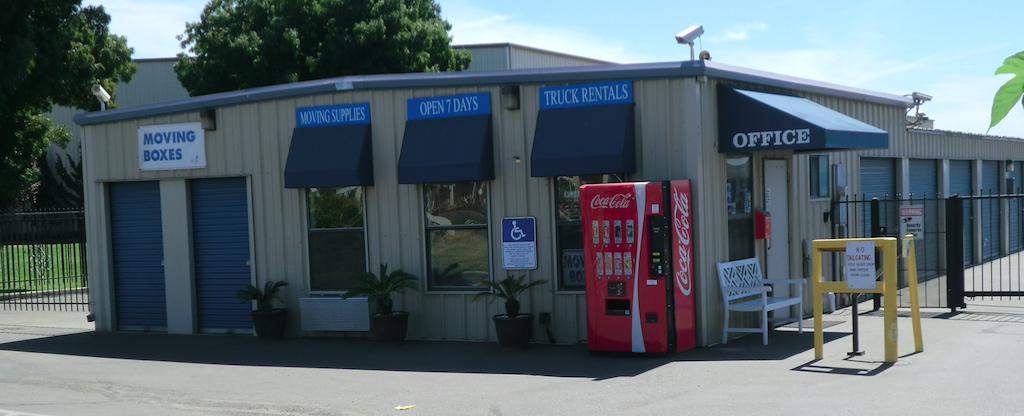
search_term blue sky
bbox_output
[87,0,1023,137]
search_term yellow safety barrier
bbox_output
[811,235,924,363]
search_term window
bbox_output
[425,182,489,290]
[555,174,626,291]
[809,155,830,198]
[726,156,754,261]
[307,187,366,291]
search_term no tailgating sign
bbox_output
[138,122,206,171]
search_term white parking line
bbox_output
[0,409,54,416]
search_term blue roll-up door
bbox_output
[859,158,897,237]
[908,159,938,278]
[981,161,1001,261]
[109,181,167,331]
[1010,162,1023,251]
[949,160,974,265]
[192,177,254,332]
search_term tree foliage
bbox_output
[0,0,135,209]
[174,0,471,96]
[989,51,1024,134]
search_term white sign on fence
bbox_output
[846,241,876,289]
[900,205,924,240]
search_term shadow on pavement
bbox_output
[0,329,844,379]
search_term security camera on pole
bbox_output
[91,84,111,111]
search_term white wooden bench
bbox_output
[717,257,805,345]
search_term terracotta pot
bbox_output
[250,309,287,339]
[371,311,410,344]
[492,314,533,349]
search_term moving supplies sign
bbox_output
[138,122,206,171]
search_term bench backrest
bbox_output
[716,257,765,302]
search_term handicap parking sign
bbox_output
[502,217,536,269]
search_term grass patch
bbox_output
[1,243,86,292]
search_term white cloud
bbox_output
[706,23,767,43]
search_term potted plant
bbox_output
[472,274,550,349]
[237,280,289,339]
[342,264,420,344]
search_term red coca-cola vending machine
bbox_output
[579,180,696,353]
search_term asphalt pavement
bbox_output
[1,300,1023,416]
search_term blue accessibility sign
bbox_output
[501,217,537,269]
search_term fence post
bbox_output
[946,195,966,312]
[871,198,883,312]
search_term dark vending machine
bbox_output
[579,180,696,353]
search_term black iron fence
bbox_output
[0,209,89,311]
[832,193,947,309]
[832,191,1024,313]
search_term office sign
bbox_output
[296,103,370,127]
[502,217,537,270]
[138,122,206,171]
[539,80,632,110]
[406,92,490,120]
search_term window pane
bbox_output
[424,182,487,226]
[309,187,363,229]
[554,174,625,290]
[818,157,830,197]
[309,230,366,291]
[809,156,821,197]
[428,229,489,289]
[726,156,754,261]
[557,224,586,290]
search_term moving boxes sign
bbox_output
[138,122,206,171]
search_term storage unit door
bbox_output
[949,160,974,266]
[1010,162,1023,251]
[110,181,167,331]
[859,158,898,238]
[981,161,1001,261]
[192,177,253,332]
[908,159,939,279]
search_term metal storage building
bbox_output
[73,59,1024,347]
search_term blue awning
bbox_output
[530,103,636,177]
[718,85,888,153]
[398,114,493,184]
[283,123,373,188]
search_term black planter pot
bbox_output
[492,314,533,349]
[370,311,410,344]
[250,309,287,339]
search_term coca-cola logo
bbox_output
[589,193,633,209]
[673,188,693,296]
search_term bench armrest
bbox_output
[721,285,771,293]
[762,278,806,285]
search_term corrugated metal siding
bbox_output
[460,46,510,71]
[982,161,1001,260]
[949,160,974,265]
[109,181,166,330]
[192,177,254,331]
[509,47,608,69]
[908,159,939,278]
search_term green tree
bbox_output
[989,51,1024,134]
[0,0,135,209]
[174,0,471,96]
